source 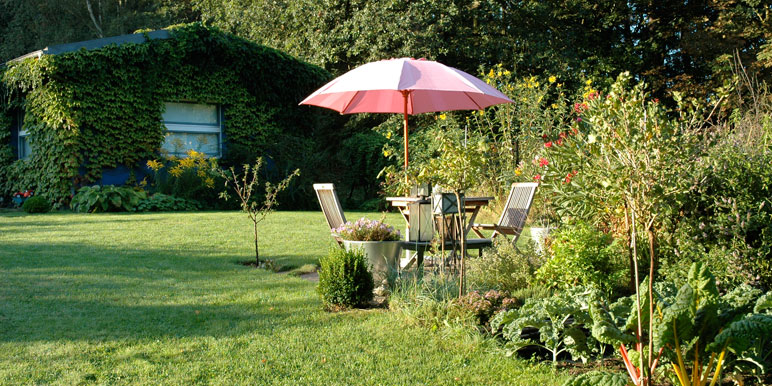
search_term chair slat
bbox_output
[313,184,347,243]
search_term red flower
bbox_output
[544,141,553,148]
[533,174,542,182]
[564,176,572,184]
[653,98,659,103]
[587,91,599,100]
[573,102,588,114]
[557,138,564,146]
[538,157,549,167]
[559,132,567,139]
[571,128,579,135]
[542,134,548,140]
[572,170,578,176]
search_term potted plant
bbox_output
[333,217,402,285]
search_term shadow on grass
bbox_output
[0,240,324,343]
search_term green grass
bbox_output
[0,210,566,385]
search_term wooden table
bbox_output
[386,196,493,238]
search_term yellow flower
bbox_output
[585,79,593,85]
[557,83,563,88]
[534,82,540,88]
[169,166,183,177]
[503,70,511,76]
[497,71,502,76]
[515,168,522,176]
[439,113,447,120]
[479,110,484,116]
[383,150,391,157]
[146,159,163,172]
[487,69,495,78]
[385,131,392,139]
[204,177,215,189]
[548,76,556,83]
[551,103,558,109]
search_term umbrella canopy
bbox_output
[299,57,513,170]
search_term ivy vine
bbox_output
[0,23,337,204]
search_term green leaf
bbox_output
[561,371,630,386]
[754,292,772,314]
[706,314,772,354]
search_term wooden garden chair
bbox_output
[471,182,538,245]
[313,183,346,246]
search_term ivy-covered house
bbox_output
[0,23,338,206]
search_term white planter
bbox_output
[529,227,552,255]
[342,240,403,284]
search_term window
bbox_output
[17,112,31,160]
[161,102,222,157]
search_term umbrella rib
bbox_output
[339,91,360,114]
[462,92,484,110]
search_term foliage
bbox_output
[535,221,626,296]
[216,158,299,266]
[0,23,335,206]
[660,87,772,291]
[21,195,50,213]
[193,0,772,104]
[133,193,201,212]
[70,185,147,213]
[451,289,519,327]
[0,0,198,62]
[491,287,598,363]
[389,271,476,331]
[561,371,629,386]
[466,236,545,293]
[332,217,400,242]
[145,150,217,206]
[413,118,488,295]
[468,66,572,198]
[589,263,772,386]
[317,247,374,310]
[334,130,390,208]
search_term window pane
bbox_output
[19,135,31,159]
[161,132,219,157]
[162,102,218,125]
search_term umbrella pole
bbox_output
[402,91,409,186]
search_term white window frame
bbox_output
[162,102,223,158]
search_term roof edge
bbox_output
[7,30,171,64]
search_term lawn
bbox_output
[0,210,565,385]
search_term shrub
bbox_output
[452,289,519,327]
[22,195,51,213]
[133,193,201,212]
[466,237,545,293]
[145,150,219,207]
[661,125,772,291]
[70,185,147,213]
[535,221,626,296]
[317,247,374,310]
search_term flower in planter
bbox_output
[333,217,401,241]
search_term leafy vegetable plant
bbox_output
[491,287,597,363]
[70,185,146,213]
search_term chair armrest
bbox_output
[471,223,496,230]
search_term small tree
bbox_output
[417,118,486,296]
[217,158,299,267]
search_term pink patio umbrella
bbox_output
[299,57,513,171]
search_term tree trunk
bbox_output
[254,220,260,266]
